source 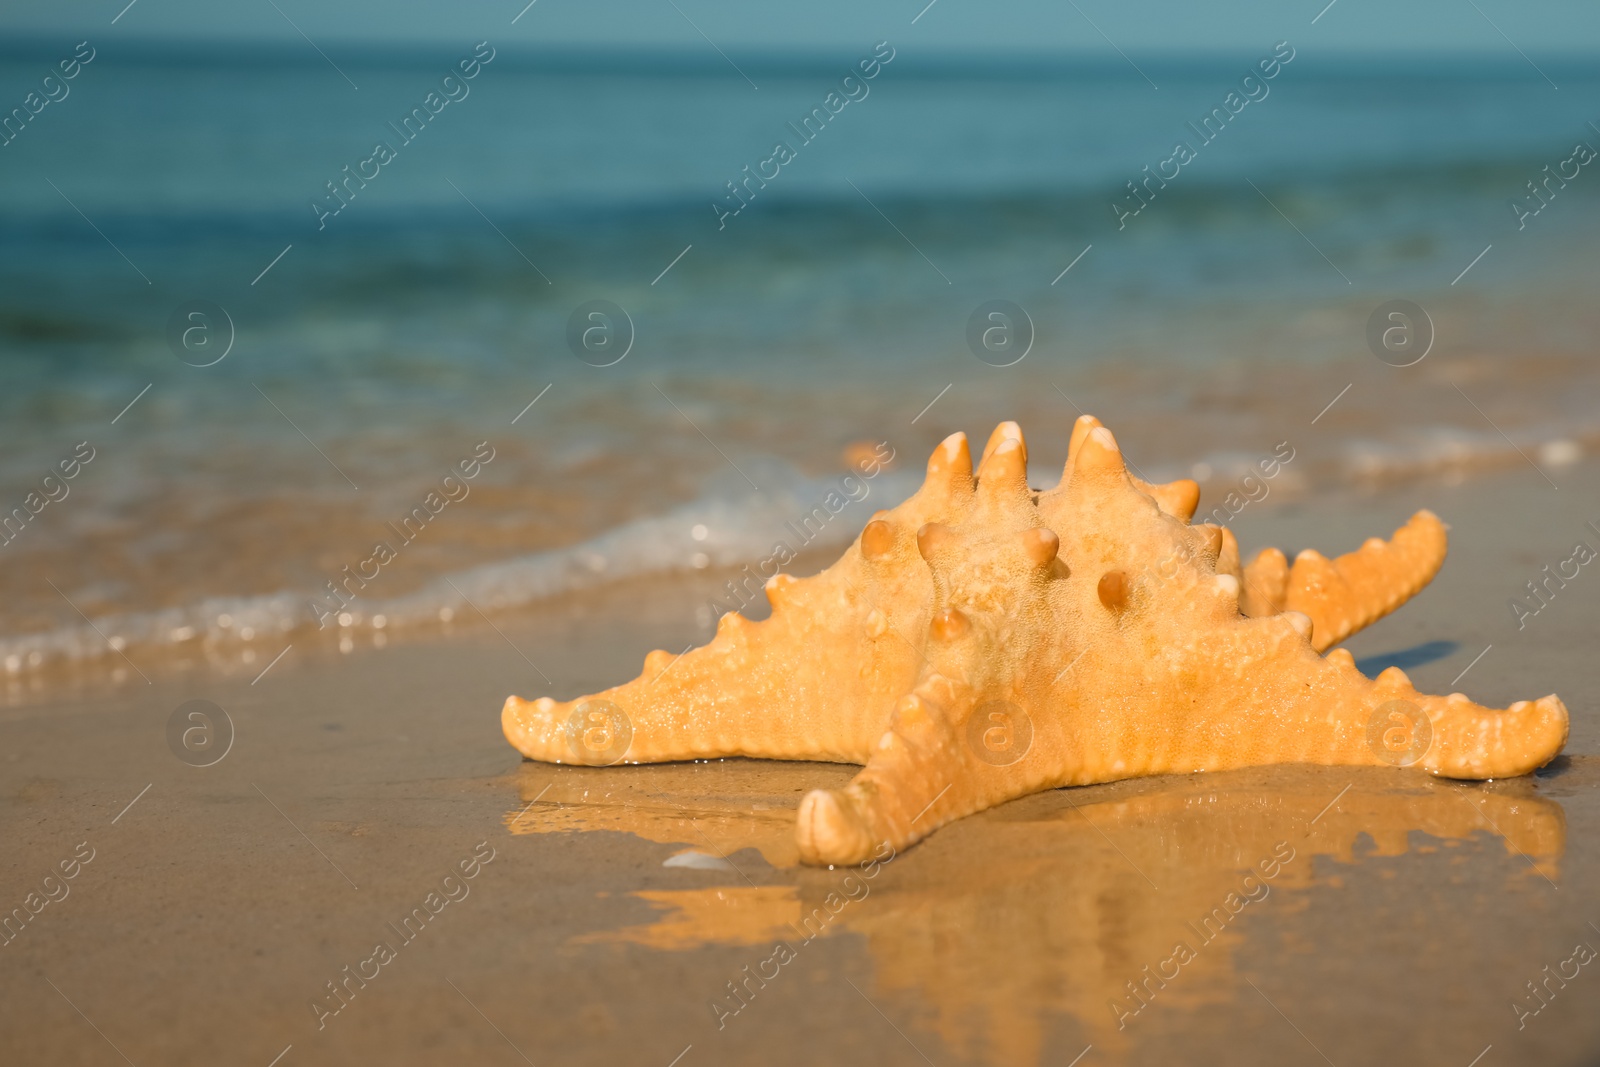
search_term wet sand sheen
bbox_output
[2,461,1598,1066]
[511,763,1568,1065]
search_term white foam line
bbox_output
[46,578,151,683]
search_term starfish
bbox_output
[501,418,1569,865]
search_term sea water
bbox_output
[0,44,1596,678]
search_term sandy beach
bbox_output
[3,17,1600,1065]
[3,456,1596,1067]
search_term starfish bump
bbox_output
[502,419,1568,865]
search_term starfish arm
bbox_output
[795,689,972,866]
[1280,509,1448,650]
[800,438,1077,864]
[1058,437,1560,782]
[796,632,1048,866]
[794,628,1571,865]
[1067,613,1569,783]
[1054,416,1437,648]
[1060,414,1439,648]
[501,601,898,766]
[502,431,983,766]
[1375,667,1568,780]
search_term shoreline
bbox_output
[1,446,1594,707]
[2,453,1597,1065]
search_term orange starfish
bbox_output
[501,419,1568,865]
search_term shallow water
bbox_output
[3,464,1597,1066]
[507,760,1585,1067]
[2,49,1600,684]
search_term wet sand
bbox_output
[3,460,1600,1067]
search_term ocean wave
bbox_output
[1,415,1590,684]
[0,461,921,679]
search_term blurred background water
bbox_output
[1,36,1598,681]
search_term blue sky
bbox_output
[6,0,1600,52]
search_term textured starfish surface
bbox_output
[502,418,1568,865]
